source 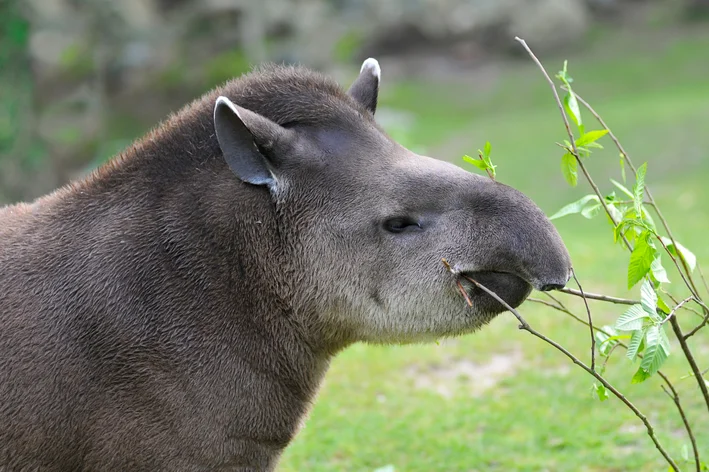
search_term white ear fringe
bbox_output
[360,58,381,81]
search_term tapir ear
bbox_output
[347,58,380,115]
[213,96,293,188]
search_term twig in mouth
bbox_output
[442,258,472,307]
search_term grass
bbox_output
[277,24,709,472]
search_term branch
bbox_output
[461,274,679,471]
[661,296,693,324]
[530,296,617,341]
[697,261,709,295]
[660,381,701,472]
[669,315,709,413]
[516,35,709,422]
[571,270,596,371]
[565,86,707,308]
[528,297,700,470]
[685,314,709,340]
[556,287,638,306]
[514,36,632,252]
[664,290,706,320]
[655,235,703,308]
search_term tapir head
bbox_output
[213,59,572,345]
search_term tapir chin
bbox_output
[0,58,571,471]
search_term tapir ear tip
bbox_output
[214,96,243,119]
[215,95,231,107]
[360,58,381,81]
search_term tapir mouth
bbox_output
[458,271,533,311]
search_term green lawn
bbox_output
[277,25,709,472]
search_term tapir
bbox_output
[0,58,571,471]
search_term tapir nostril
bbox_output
[539,282,566,292]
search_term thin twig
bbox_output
[653,241,709,409]
[456,279,473,307]
[568,87,707,307]
[514,37,632,251]
[655,236,702,305]
[680,366,709,381]
[599,343,619,375]
[442,258,474,307]
[660,381,701,472]
[685,315,709,340]
[513,38,704,467]
[529,297,613,344]
[664,290,705,319]
[524,39,709,419]
[529,297,700,470]
[571,270,596,371]
[661,296,694,324]
[542,292,571,312]
[697,262,709,295]
[669,315,709,413]
[557,287,638,306]
[529,296,590,324]
[462,273,679,472]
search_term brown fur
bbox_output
[0,61,571,471]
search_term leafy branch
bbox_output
[448,268,681,472]
[455,37,708,471]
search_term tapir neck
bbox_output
[24,135,335,468]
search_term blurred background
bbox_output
[2,0,709,470]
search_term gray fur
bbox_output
[0,60,571,471]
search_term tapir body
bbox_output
[0,60,571,471]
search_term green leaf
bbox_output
[595,326,623,356]
[606,202,623,225]
[584,141,604,150]
[631,367,652,384]
[610,178,633,199]
[557,60,571,82]
[657,294,671,315]
[626,328,645,361]
[628,234,655,289]
[564,92,582,129]
[561,152,578,187]
[642,208,658,233]
[660,237,697,272]
[576,129,609,147]
[650,255,670,284]
[581,203,602,219]
[483,141,491,159]
[594,383,609,402]
[633,162,648,215]
[658,324,671,354]
[640,324,668,376]
[619,154,626,182]
[549,195,599,220]
[615,304,648,332]
[463,155,490,171]
[640,279,658,318]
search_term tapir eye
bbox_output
[383,217,422,234]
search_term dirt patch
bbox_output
[406,348,523,399]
